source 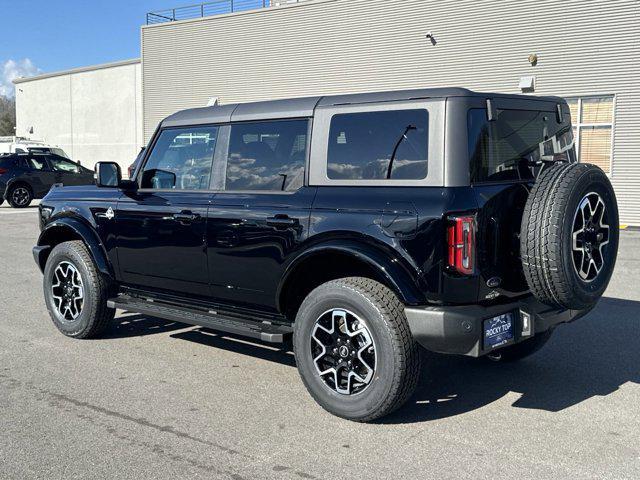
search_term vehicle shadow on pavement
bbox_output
[104,297,639,425]
[0,205,39,210]
[381,296,640,424]
[104,312,189,339]
[171,328,297,367]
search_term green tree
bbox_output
[0,96,16,136]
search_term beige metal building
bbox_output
[141,0,639,225]
[12,0,638,224]
[13,59,143,173]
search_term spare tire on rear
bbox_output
[521,162,619,310]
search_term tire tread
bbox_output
[45,240,114,339]
[294,277,420,422]
[521,162,616,309]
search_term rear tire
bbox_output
[43,241,115,339]
[293,277,420,422]
[521,163,619,310]
[8,184,32,208]
[486,330,553,363]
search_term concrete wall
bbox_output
[141,0,640,225]
[14,59,143,174]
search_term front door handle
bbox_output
[266,216,297,228]
[172,211,200,224]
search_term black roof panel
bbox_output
[160,87,567,127]
[232,96,321,122]
[162,104,236,127]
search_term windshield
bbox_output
[468,108,576,183]
[51,147,70,159]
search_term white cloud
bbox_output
[0,59,41,97]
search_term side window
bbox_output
[49,156,79,173]
[27,157,48,171]
[141,126,218,190]
[327,109,428,180]
[225,119,308,192]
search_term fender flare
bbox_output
[277,239,426,311]
[3,178,32,200]
[35,216,114,279]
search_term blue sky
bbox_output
[0,0,266,96]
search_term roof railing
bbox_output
[146,0,302,25]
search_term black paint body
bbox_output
[35,181,527,317]
[34,88,572,331]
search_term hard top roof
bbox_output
[161,87,566,127]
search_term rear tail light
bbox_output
[447,214,476,275]
[128,165,134,179]
[0,168,7,175]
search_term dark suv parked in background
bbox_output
[33,88,619,421]
[0,153,93,208]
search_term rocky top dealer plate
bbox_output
[483,313,515,350]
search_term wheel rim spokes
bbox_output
[572,192,610,282]
[13,188,29,206]
[311,309,376,395]
[51,261,84,321]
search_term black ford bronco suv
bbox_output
[33,88,619,421]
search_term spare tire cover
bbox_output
[521,162,619,310]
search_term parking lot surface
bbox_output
[1,203,639,479]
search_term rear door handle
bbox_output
[266,216,297,228]
[172,211,200,223]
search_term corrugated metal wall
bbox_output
[142,0,640,225]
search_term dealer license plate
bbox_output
[483,313,515,350]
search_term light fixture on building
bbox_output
[528,53,538,66]
[206,96,219,107]
[519,76,535,93]
[426,31,436,45]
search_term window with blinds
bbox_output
[565,96,614,173]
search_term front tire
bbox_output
[43,241,115,338]
[293,277,420,422]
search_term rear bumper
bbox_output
[405,296,592,357]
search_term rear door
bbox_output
[206,119,314,311]
[23,155,57,197]
[465,97,575,301]
[115,125,219,298]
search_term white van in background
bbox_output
[0,136,71,159]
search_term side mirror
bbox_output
[141,169,177,189]
[95,162,122,188]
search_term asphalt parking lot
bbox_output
[1,203,639,480]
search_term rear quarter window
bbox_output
[327,109,428,180]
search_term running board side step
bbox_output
[107,296,292,343]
